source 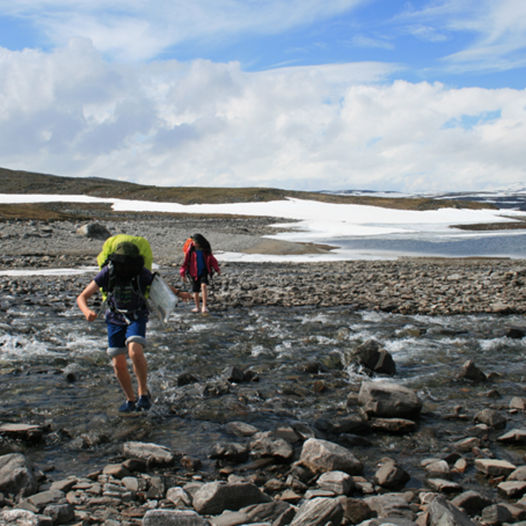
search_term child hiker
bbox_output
[180,233,220,313]
[77,239,189,413]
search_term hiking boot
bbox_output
[119,399,136,413]
[136,394,152,411]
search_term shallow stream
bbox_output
[2,289,526,491]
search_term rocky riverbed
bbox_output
[2,213,526,525]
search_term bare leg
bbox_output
[192,291,200,312]
[128,341,148,396]
[201,283,208,312]
[112,354,135,401]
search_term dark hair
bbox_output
[192,233,211,253]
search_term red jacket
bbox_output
[180,245,220,280]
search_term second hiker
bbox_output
[180,233,221,313]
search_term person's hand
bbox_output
[84,309,97,322]
[179,292,192,302]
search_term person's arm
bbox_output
[170,286,192,302]
[210,254,221,275]
[77,280,100,322]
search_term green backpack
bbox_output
[97,235,153,299]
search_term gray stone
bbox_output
[0,509,44,525]
[122,441,175,465]
[358,381,422,419]
[290,496,344,526]
[192,481,270,515]
[353,339,396,376]
[317,470,353,495]
[498,428,526,444]
[497,480,526,498]
[299,437,363,475]
[43,503,75,524]
[428,495,478,526]
[474,408,506,429]
[76,222,111,240]
[364,493,415,520]
[374,458,410,490]
[0,453,37,497]
[249,431,294,461]
[481,503,513,526]
[451,490,492,516]
[474,458,516,477]
[142,509,210,525]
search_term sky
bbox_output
[1,0,526,193]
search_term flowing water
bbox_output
[2,288,526,488]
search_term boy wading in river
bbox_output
[77,237,188,413]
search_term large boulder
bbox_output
[299,438,363,475]
[358,381,422,419]
[76,222,111,240]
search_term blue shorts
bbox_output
[106,318,147,358]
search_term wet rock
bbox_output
[373,458,410,490]
[421,458,450,477]
[225,421,259,437]
[506,326,526,339]
[249,431,294,461]
[122,441,176,466]
[0,453,38,497]
[239,501,295,524]
[299,438,363,475]
[474,458,516,477]
[0,423,44,443]
[364,492,415,520]
[44,502,75,524]
[474,408,507,429]
[289,496,344,526]
[509,397,526,411]
[25,489,64,510]
[508,466,526,481]
[315,414,369,435]
[341,497,376,523]
[209,442,249,463]
[497,480,526,498]
[143,509,209,525]
[192,481,270,515]
[316,470,353,495]
[458,360,487,383]
[352,339,396,376]
[428,496,477,526]
[0,509,46,525]
[358,381,422,419]
[451,490,493,516]
[498,428,526,445]
[481,503,513,526]
[370,417,417,434]
[426,478,463,494]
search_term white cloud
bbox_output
[0,0,367,62]
[399,0,526,73]
[1,42,526,192]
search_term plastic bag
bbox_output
[148,274,178,322]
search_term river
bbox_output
[2,281,526,491]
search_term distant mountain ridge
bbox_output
[0,166,495,210]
